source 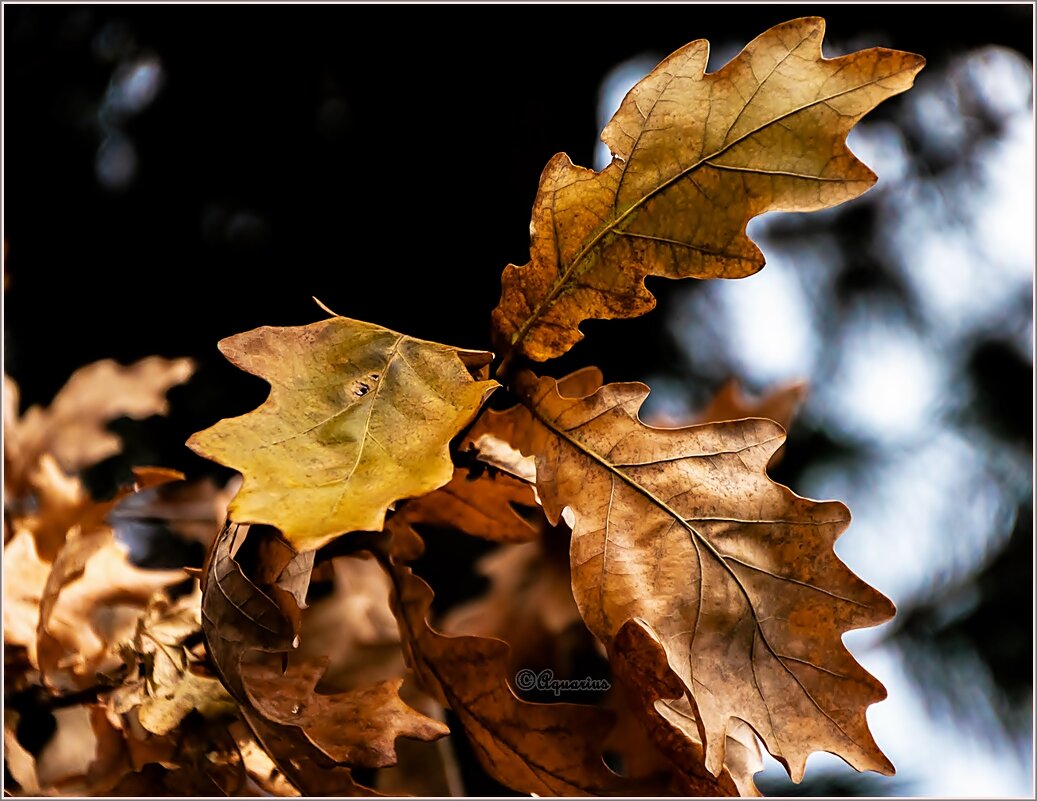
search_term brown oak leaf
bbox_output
[506,370,895,782]
[492,18,924,361]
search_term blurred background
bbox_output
[4,4,1033,796]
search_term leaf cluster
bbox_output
[4,17,924,798]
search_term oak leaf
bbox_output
[507,370,895,781]
[610,617,762,796]
[387,467,540,559]
[187,316,497,550]
[36,528,185,692]
[492,18,924,361]
[4,356,194,494]
[240,654,448,768]
[442,536,583,674]
[387,562,627,795]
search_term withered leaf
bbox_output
[508,371,894,781]
[4,357,194,493]
[387,467,539,557]
[241,708,384,797]
[137,668,237,736]
[240,654,447,769]
[187,316,497,550]
[492,18,924,361]
[388,563,627,795]
[3,529,51,658]
[442,537,583,674]
[611,618,761,797]
[200,522,299,701]
[37,529,185,692]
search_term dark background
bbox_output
[4,4,1033,797]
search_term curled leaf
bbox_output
[200,523,300,701]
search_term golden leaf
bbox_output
[492,18,924,361]
[507,370,894,781]
[187,316,497,550]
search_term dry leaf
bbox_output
[240,654,447,768]
[187,316,497,550]
[388,562,628,795]
[37,530,185,692]
[4,357,194,493]
[507,370,894,781]
[3,529,51,658]
[4,711,41,795]
[200,523,299,701]
[611,617,761,796]
[199,525,400,795]
[442,536,583,673]
[492,18,924,361]
[387,467,540,557]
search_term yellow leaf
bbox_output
[492,18,924,361]
[138,670,237,736]
[187,316,497,550]
[507,370,894,782]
